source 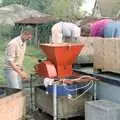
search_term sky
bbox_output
[81,0,96,14]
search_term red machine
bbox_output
[34,43,95,120]
[35,43,84,78]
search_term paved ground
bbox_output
[26,111,84,120]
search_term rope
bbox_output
[59,75,97,101]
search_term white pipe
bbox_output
[53,83,57,120]
[94,81,97,100]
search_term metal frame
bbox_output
[29,74,58,119]
[74,67,120,87]
[30,74,95,120]
[53,84,57,120]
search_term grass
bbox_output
[0,28,46,84]
[0,25,44,84]
[0,50,5,84]
[26,46,46,59]
[23,55,38,74]
[0,24,47,83]
[0,42,45,84]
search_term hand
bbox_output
[19,71,28,81]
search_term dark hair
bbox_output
[81,24,91,36]
[22,26,33,34]
[23,31,33,35]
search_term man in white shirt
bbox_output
[4,27,33,89]
[51,21,81,43]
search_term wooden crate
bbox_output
[93,38,120,73]
[75,37,95,64]
[0,88,26,120]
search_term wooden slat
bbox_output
[93,38,104,71]
[75,37,94,64]
[93,38,120,73]
[0,91,26,120]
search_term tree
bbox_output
[41,0,84,20]
[2,0,84,20]
[2,0,30,6]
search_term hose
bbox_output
[63,80,93,92]
[68,80,93,101]
[59,75,97,101]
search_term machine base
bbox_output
[34,85,92,119]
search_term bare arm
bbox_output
[9,62,22,74]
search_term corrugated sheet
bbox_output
[15,16,56,24]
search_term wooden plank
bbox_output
[76,37,94,64]
[79,37,94,56]
[93,38,120,73]
[93,38,104,71]
[115,39,120,72]
[0,90,26,120]
[103,39,115,71]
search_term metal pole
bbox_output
[94,80,97,100]
[30,74,33,113]
[35,25,38,47]
[53,83,57,120]
[92,0,98,16]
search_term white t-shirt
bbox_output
[51,21,81,43]
[61,22,81,38]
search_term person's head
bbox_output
[21,26,33,42]
[81,23,91,37]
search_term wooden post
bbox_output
[35,25,38,47]
[21,25,24,34]
[29,25,33,48]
